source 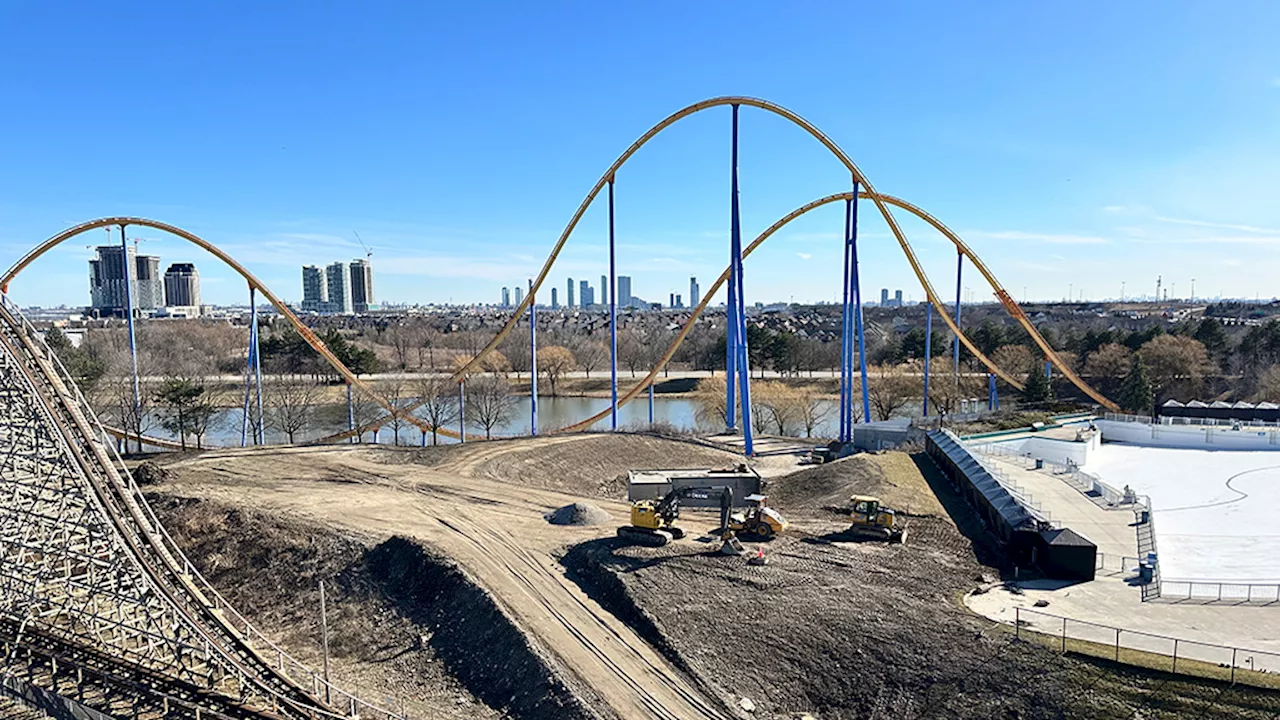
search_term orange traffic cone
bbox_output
[748,546,767,566]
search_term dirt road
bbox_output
[157,440,736,720]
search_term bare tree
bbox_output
[868,364,915,421]
[537,346,576,396]
[414,376,460,445]
[350,390,383,443]
[383,380,418,445]
[415,326,440,370]
[466,375,516,439]
[571,339,607,379]
[796,389,832,438]
[384,323,414,371]
[266,376,322,444]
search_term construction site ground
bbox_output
[148,433,1280,720]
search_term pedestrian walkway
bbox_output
[983,454,1135,559]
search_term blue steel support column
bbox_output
[251,287,264,445]
[1045,359,1052,383]
[648,382,654,426]
[923,304,933,417]
[458,380,466,443]
[346,383,355,444]
[724,121,739,432]
[988,373,996,410]
[729,103,753,456]
[240,289,254,448]
[608,178,618,431]
[952,251,963,384]
[119,225,141,452]
[529,279,538,436]
[839,201,853,442]
[850,183,871,425]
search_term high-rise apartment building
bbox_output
[880,288,890,306]
[501,287,511,307]
[302,265,327,312]
[690,276,700,307]
[134,255,163,311]
[675,294,682,308]
[567,278,575,307]
[894,290,903,306]
[600,275,608,306]
[551,287,559,309]
[669,293,675,308]
[163,263,201,309]
[88,245,136,317]
[617,276,632,308]
[514,286,524,307]
[579,280,593,308]
[349,258,375,313]
[325,261,353,314]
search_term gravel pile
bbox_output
[544,502,612,527]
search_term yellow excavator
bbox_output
[619,487,789,547]
[848,495,906,543]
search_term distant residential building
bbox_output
[88,245,136,317]
[675,293,682,308]
[325,261,353,314]
[567,278,575,307]
[302,265,327,312]
[669,293,675,308]
[163,263,201,309]
[349,258,375,313]
[894,289,903,306]
[514,285,524,307]
[134,255,163,311]
[551,287,559,309]
[501,287,511,307]
[617,276,632,308]
[690,276,700,307]
[580,279,594,308]
[600,275,608,306]
[881,288,890,306]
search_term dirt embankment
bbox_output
[765,451,946,518]
[562,452,1280,719]
[151,496,592,720]
[377,432,743,498]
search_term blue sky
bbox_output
[1,2,1278,308]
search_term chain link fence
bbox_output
[1011,607,1280,689]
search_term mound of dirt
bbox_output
[132,460,171,485]
[767,451,946,518]
[545,502,612,526]
[411,433,743,499]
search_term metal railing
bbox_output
[1159,580,1280,605]
[0,294,407,720]
[1094,552,1141,577]
[1104,411,1280,429]
[1010,606,1280,686]
[969,451,1052,524]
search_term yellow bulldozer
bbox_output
[848,494,906,543]
[619,487,789,547]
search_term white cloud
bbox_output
[796,252,813,260]
[966,230,1110,245]
[1152,215,1280,235]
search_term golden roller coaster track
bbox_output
[0,95,1117,449]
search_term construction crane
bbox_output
[353,231,372,260]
